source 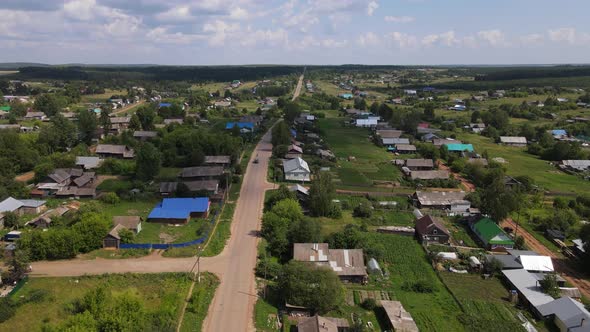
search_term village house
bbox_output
[537,296,590,331]
[159,180,219,196]
[392,144,417,154]
[285,144,303,159]
[376,129,403,139]
[382,137,410,148]
[112,216,142,234]
[33,168,96,197]
[415,215,450,244]
[316,149,336,161]
[381,300,419,332]
[288,184,309,203]
[147,197,210,224]
[500,136,528,147]
[96,144,135,159]
[445,143,475,153]
[26,206,70,228]
[293,243,368,283]
[109,117,131,134]
[470,123,486,133]
[180,166,224,181]
[133,130,158,141]
[239,115,264,126]
[103,224,127,249]
[25,111,47,121]
[559,160,590,172]
[76,156,103,170]
[470,217,514,250]
[355,118,378,128]
[409,170,450,181]
[413,191,468,210]
[296,315,349,332]
[204,155,232,168]
[283,157,311,182]
[404,159,434,170]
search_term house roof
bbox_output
[485,254,523,269]
[381,300,419,332]
[180,166,224,178]
[410,170,450,180]
[415,190,466,206]
[73,172,95,187]
[502,269,555,308]
[519,255,554,272]
[415,215,450,236]
[289,184,309,196]
[25,111,45,118]
[297,315,347,332]
[382,138,410,145]
[148,197,210,220]
[405,159,434,168]
[445,143,474,152]
[394,144,416,151]
[181,180,219,192]
[96,144,134,158]
[110,117,130,124]
[293,243,367,277]
[561,160,590,171]
[48,169,72,183]
[283,157,310,173]
[0,197,24,213]
[376,129,403,138]
[500,136,528,144]
[537,297,590,330]
[133,131,158,138]
[225,122,254,130]
[18,199,46,208]
[288,144,303,154]
[159,102,172,107]
[107,224,126,240]
[76,156,102,169]
[473,218,514,245]
[204,155,231,164]
[113,216,141,229]
[551,129,567,136]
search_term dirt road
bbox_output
[111,100,145,115]
[501,218,590,299]
[292,73,304,101]
[437,161,475,192]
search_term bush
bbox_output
[402,280,436,293]
[361,298,377,310]
[99,192,120,204]
[353,199,373,218]
[0,298,16,323]
[328,203,342,218]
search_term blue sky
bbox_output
[1,0,589,65]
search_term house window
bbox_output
[433,229,437,234]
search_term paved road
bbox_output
[292,73,304,101]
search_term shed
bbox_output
[367,258,382,275]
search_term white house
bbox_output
[355,118,378,128]
[283,157,311,182]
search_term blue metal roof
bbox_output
[159,102,172,108]
[446,143,474,152]
[226,122,254,129]
[552,129,567,136]
[148,197,209,219]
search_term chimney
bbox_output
[581,318,586,327]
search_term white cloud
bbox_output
[322,39,348,48]
[229,7,249,20]
[521,33,544,45]
[387,31,418,49]
[283,8,319,32]
[63,0,98,21]
[477,29,506,46]
[548,27,576,44]
[240,27,288,47]
[357,32,380,46]
[384,16,414,23]
[367,1,378,16]
[155,5,193,22]
[422,31,459,47]
[203,20,240,46]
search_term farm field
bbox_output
[80,89,126,104]
[456,132,590,195]
[0,273,192,331]
[318,115,402,190]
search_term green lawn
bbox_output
[358,233,466,331]
[318,116,401,189]
[134,218,210,244]
[180,272,219,332]
[438,272,531,332]
[254,297,281,332]
[456,133,590,195]
[0,273,192,331]
[100,199,158,219]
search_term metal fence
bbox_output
[119,201,222,250]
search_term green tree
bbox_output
[423,104,435,120]
[99,109,111,134]
[35,94,60,116]
[118,228,134,244]
[283,102,301,123]
[175,182,192,197]
[10,100,27,117]
[136,142,161,181]
[539,273,560,298]
[136,106,156,130]
[78,109,98,144]
[3,211,19,229]
[129,114,141,131]
[72,212,112,253]
[38,114,77,152]
[278,261,344,314]
[288,218,322,244]
[271,121,291,146]
[309,172,335,217]
[265,184,296,211]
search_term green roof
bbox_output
[473,218,514,245]
[0,106,10,112]
[445,143,474,152]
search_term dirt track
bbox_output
[501,218,590,299]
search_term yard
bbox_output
[456,133,590,195]
[317,115,402,190]
[0,273,192,331]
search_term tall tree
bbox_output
[136,142,161,181]
[129,114,141,131]
[78,109,98,144]
[35,94,60,117]
[99,109,111,134]
[136,106,156,130]
[309,172,335,217]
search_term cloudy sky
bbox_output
[1,0,590,65]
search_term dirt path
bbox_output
[292,73,304,101]
[501,218,590,299]
[111,100,145,115]
[15,171,34,183]
[437,161,475,192]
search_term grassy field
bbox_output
[318,115,401,189]
[80,89,126,104]
[100,199,158,219]
[254,296,281,332]
[201,202,235,257]
[456,132,590,195]
[180,272,219,332]
[0,273,192,331]
[361,233,465,331]
[438,272,532,332]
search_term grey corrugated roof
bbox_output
[485,254,523,269]
[76,156,102,169]
[500,136,528,144]
[18,199,46,208]
[502,269,554,308]
[180,166,224,178]
[283,157,310,173]
[537,297,590,329]
[0,197,24,213]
